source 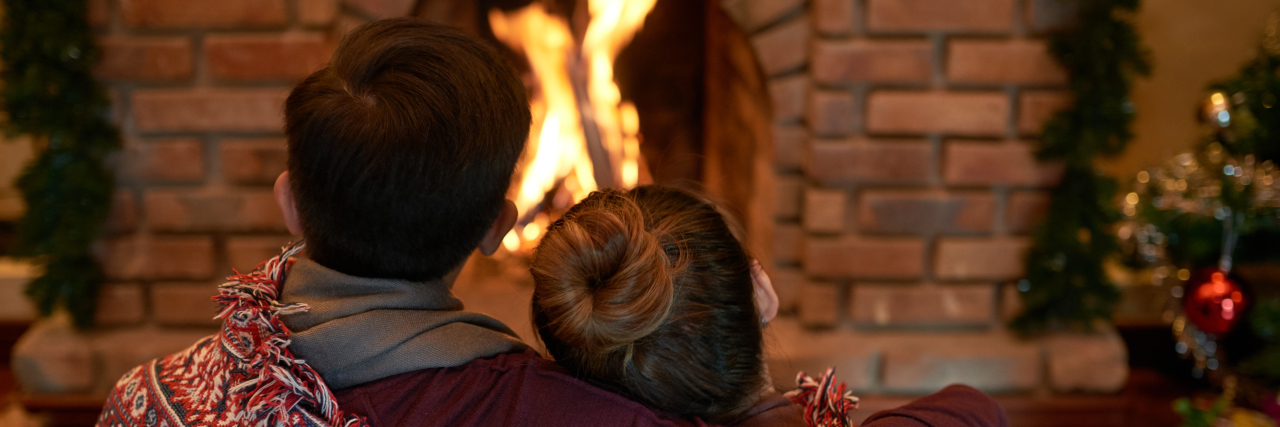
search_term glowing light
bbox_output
[1211,92,1226,106]
[1125,192,1139,205]
[490,4,594,224]
[502,231,521,252]
[620,102,640,187]
[490,0,655,252]
[522,222,543,241]
[1137,171,1149,183]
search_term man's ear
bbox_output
[751,260,779,324]
[274,172,303,236]
[477,199,518,256]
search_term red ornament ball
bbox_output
[1182,268,1248,335]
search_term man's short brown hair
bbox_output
[284,18,530,280]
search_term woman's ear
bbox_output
[477,200,518,256]
[274,172,303,236]
[751,260,779,324]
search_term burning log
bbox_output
[570,55,617,190]
[489,0,656,252]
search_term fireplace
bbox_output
[9,0,1146,425]
[411,0,777,269]
[413,0,779,363]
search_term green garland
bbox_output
[2,0,120,328]
[1012,0,1151,335]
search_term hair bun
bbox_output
[531,191,679,354]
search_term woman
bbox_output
[529,186,1006,427]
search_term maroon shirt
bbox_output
[333,349,1005,427]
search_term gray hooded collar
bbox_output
[279,257,529,389]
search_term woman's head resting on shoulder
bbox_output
[529,185,778,424]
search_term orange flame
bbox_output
[490,0,655,252]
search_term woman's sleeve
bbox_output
[858,385,1008,427]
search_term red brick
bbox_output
[765,320,879,391]
[806,138,931,184]
[881,332,1041,393]
[120,0,287,28]
[812,0,856,35]
[774,126,806,170]
[808,90,857,136]
[859,190,994,234]
[95,284,144,325]
[775,176,803,220]
[867,0,1015,32]
[770,76,808,123]
[335,14,371,41]
[1043,329,1129,393]
[770,268,804,313]
[345,0,416,19]
[947,40,1066,85]
[132,89,287,133]
[101,236,215,280]
[805,237,925,280]
[221,138,287,185]
[813,40,932,84]
[850,283,994,326]
[298,0,339,25]
[227,236,295,273]
[804,188,847,233]
[1006,190,1051,234]
[943,140,1062,187]
[121,138,205,183]
[867,91,1008,136]
[798,281,841,327]
[105,191,139,234]
[774,223,803,264]
[152,282,222,326]
[723,0,805,31]
[1001,283,1023,322]
[95,36,193,81]
[87,0,110,27]
[206,33,334,81]
[751,17,809,76]
[1018,90,1071,134]
[934,237,1030,281]
[146,190,286,233]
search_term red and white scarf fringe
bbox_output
[213,242,368,427]
[784,367,860,427]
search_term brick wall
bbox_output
[722,0,1128,395]
[29,0,1124,395]
[728,0,1070,329]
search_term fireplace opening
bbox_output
[412,0,776,352]
[415,0,773,257]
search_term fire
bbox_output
[489,0,655,252]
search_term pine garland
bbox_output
[2,0,121,328]
[1012,0,1151,335]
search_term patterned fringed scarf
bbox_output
[98,242,369,427]
[784,367,860,427]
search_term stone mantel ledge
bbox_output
[765,317,1129,395]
